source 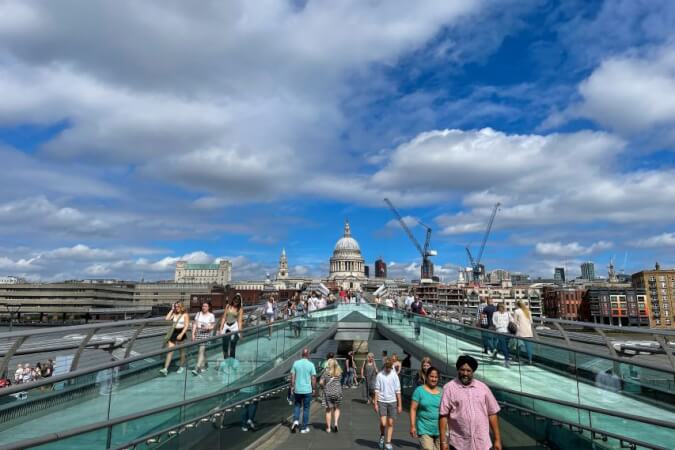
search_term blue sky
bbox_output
[1,0,675,282]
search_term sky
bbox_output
[1,0,675,282]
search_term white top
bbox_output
[266,301,276,315]
[173,313,186,329]
[375,370,401,403]
[404,295,414,309]
[514,308,533,337]
[385,298,394,308]
[195,312,215,331]
[492,311,511,333]
[308,296,318,312]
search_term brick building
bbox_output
[632,264,675,329]
[543,286,586,320]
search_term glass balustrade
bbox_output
[0,308,337,449]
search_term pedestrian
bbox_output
[290,348,317,434]
[284,297,293,320]
[219,294,244,360]
[385,297,395,324]
[360,352,378,404]
[191,301,215,376]
[390,353,402,375]
[410,366,442,450]
[14,364,23,384]
[265,295,277,340]
[374,357,402,450]
[477,298,496,354]
[160,302,189,376]
[381,350,388,365]
[320,358,343,432]
[491,303,512,368]
[22,363,33,384]
[318,352,335,404]
[308,291,319,312]
[410,297,425,339]
[402,351,411,370]
[439,355,502,450]
[292,296,305,338]
[416,356,433,387]
[514,301,534,364]
[342,351,356,387]
[40,360,53,378]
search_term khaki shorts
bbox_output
[419,435,440,450]
[377,401,397,418]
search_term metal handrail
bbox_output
[0,304,337,397]
[497,401,668,450]
[397,367,675,436]
[0,375,289,450]
[374,304,675,374]
[115,382,291,450]
[0,303,309,378]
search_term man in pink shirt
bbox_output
[439,355,502,450]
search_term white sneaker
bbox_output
[241,425,248,431]
[300,427,310,434]
[159,368,168,376]
[291,420,299,433]
[176,367,185,374]
[247,419,256,430]
[378,435,385,449]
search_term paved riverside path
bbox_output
[253,385,419,450]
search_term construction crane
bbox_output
[465,202,500,282]
[384,198,437,280]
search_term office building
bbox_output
[581,262,595,281]
[375,258,387,278]
[175,260,232,284]
[554,267,566,284]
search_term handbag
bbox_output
[164,319,177,343]
[507,321,517,335]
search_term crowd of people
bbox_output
[477,299,534,368]
[6,360,55,387]
[159,291,338,377]
[289,349,502,450]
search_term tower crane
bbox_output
[384,198,437,280]
[465,202,500,282]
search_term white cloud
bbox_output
[634,232,675,248]
[386,216,419,229]
[576,46,675,134]
[535,241,613,257]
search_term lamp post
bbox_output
[2,304,22,332]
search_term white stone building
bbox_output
[174,260,231,285]
[329,220,367,290]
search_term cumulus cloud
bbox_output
[535,241,613,257]
[576,46,675,135]
[0,0,484,205]
[634,232,675,248]
[377,128,675,233]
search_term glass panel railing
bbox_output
[112,377,290,450]
[0,306,337,449]
[376,306,675,448]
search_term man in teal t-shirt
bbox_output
[290,348,316,433]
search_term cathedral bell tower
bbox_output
[277,248,289,280]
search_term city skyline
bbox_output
[1,1,675,282]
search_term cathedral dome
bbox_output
[329,220,366,286]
